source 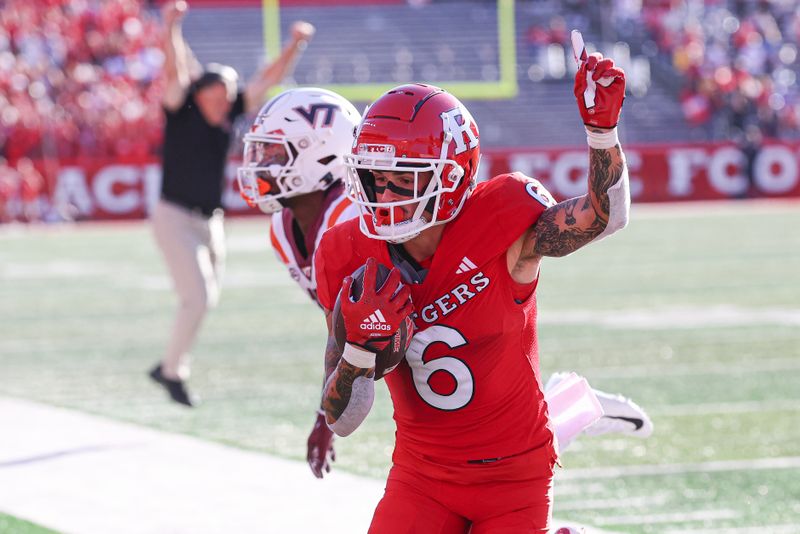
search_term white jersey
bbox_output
[269,185,359,306]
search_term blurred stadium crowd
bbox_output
[524,0,800,140]
[0,0,163,162]
[2,0,800,222]
[636,0,800,141]
[1,0,163,221]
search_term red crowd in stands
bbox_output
[3,0,800,220]
[642,0,800,139]
[1,0,164,165]
[0,156,45,222]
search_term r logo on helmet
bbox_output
[440,108,478,155]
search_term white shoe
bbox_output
[584,389,653,438]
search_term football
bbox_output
[332,262,414,380]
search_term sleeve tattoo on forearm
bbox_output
[323,336,341,381]
[532,145,624,257]
[589,146,624,221]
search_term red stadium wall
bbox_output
[484,141,800,203]
[28,141,800,221]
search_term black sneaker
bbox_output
[148,364,197,407]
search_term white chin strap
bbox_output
[257,197,283,214]
[360,215,425,243]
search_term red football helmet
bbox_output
[344,83,481,242]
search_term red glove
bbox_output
[340,257,413,352]
[307,411,335,479]
[572,32,625,129]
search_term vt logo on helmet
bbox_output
[294,103,340,128]
[237,88,362,213]
[344,83,481,243]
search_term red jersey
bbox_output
[315,173,557,472]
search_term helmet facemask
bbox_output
[237,133,336,214]
[344,131,469,243]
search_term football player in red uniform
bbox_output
[242,81,652,484]
[313,39,631,531]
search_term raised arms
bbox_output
[514,31,630,269]
[244,21,316,113]
[160,1,201,111]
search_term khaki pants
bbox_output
[152,199,225,380]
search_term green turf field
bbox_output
[1,201,799,533]
[0,514,59,534]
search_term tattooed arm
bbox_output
[320,310,376,437]
[536,141,627,257]
[509,33,631,276]
[509,137,629,283]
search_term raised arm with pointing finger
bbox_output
[520,29,629,264]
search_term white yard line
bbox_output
[555,494,670,511]
[557,456,800,481]
[541,306,800,329]
[593,509,740,526]
[649,399,800,417]
[630,198,800,219]
[0,397,382,534]
[664,524,800,534]
[0,199,796,241]
[0,397,601,534]
[580,356,800,379]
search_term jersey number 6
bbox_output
[405,325,474,411]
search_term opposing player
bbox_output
[313,38,631,531]
[237,87,362,477]
[240,82,651,481]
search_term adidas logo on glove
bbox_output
[360,309,393,331]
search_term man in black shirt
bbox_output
[149,0,314,406]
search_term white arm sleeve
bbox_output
[585,129,630,242]
[595,150,630,242]
[324,374,375,437]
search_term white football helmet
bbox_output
[237,87,361,213]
